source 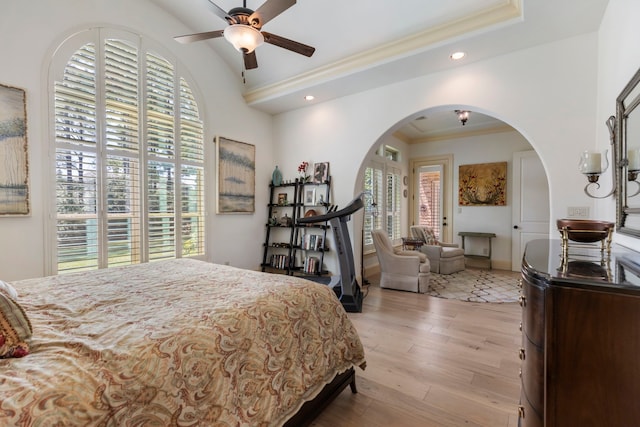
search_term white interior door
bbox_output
[511,150,550,270]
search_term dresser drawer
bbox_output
[521,279,545,345]
[520,334,543,416]
[518,390,543,427]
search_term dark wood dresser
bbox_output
[518,239,640,427]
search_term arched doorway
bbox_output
[356,107,550,276]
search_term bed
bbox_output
[0,258,366,426]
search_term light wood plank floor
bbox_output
[311,276,522,427]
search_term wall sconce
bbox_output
[455,110,469,126]
[580,116,617,198]
[581,116,640,198]
[579,149,613,197]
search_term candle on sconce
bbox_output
[628,148,640,171]
[580,151,602,174]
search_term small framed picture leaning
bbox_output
[313,162,329,184]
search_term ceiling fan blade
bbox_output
[244,50,258,70]
[174,30,225,44]
[206,0,237,24]
[249,0,296,27]
[262,32,315,57]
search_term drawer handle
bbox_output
[519,348,526,360]
[518,295,526,307]
[518,405,525,418]
[519,321,522,332]
[519,368,522,378]
[518,278,523,288]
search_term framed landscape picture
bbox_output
[0,83,29,216]
[215,136,255,214]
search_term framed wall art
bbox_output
[0,83,29,216]
[215,136,255,214]
[304,188,316,205]
[313,162,329,184]
[458,161,507,206]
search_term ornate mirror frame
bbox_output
[616,67,640,238]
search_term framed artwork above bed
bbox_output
[215,136,255,214]
[0,83,29,216]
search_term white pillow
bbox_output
[0,280,18,300]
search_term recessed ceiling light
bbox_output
[304,95,315,101]
[450,51,466,60]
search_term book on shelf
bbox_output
[303,256,320,274]
[269,254,290,269]
[299,232,324,251]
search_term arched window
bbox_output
[50,29,205,273]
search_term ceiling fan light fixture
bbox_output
[224,24,264,53]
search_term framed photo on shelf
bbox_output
[313,162,329,184]
[278,193,288,205]
[316,193,326,206]
[304,188,316,205]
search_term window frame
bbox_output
[46,28,207,275]
[363,148,403,253]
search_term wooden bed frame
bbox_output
[284,367,357,426]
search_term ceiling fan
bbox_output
[174,0,315,70]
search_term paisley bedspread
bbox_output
[0,259,365,426]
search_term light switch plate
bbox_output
[567,206,590,218]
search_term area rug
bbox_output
[427,268,521,303]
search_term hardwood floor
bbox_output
[311,276,522,427]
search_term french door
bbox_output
[410,155,453,242]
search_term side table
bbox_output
[401,238,423,251]
[458,231,496,269]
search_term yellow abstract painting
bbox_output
[459,162,507,206]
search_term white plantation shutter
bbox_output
[363,152,402,251]
[53,30,204,274]
[54,42,100,272]
[146,53,176,260]
[105,39,142,267]
[363,165,383,249]
[179,78,205,256]
[386,167,401,241]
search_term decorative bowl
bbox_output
[556,219,614,243]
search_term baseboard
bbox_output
[364,264,380,279]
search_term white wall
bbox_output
[0,0,273,280]
[274,32,600,277]
[3,0,639,281]
[596,0,640,251]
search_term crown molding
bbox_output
[244,0,523,106]
[400,124,515,144]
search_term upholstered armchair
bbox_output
[371,229,430,293]
[410,226,466,275]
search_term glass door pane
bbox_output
[416,165,442,240]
